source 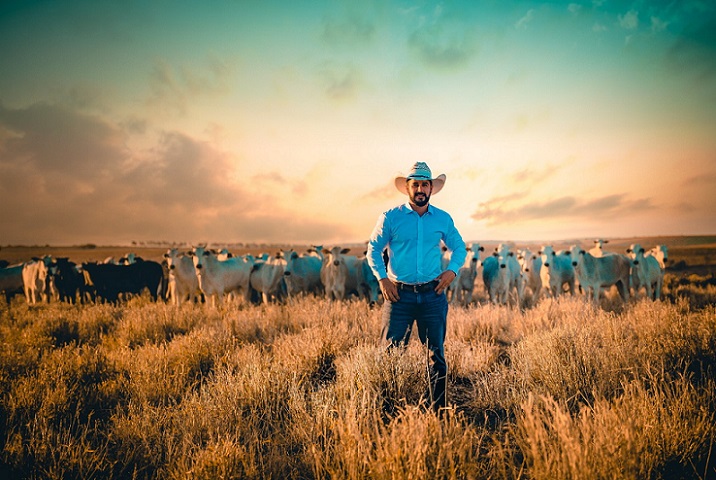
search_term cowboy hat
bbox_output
[394,162,446,195]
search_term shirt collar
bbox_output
[402,201,433,214]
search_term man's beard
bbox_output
[411,192,430,207]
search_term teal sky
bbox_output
[1,0,715,245]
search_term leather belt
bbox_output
[395,280,439,293]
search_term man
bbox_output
[367,162,467,412]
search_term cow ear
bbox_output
[341,248,350,254]
[492,252,498,257]
[639,248,645,254]
[626,248,632,253]
[580,250,586,255]
[551,251,556,256]
[479,246,484,251]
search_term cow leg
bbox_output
[464,288,472,307]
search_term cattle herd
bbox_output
[0,240,669,308]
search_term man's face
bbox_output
[407,179,432,207]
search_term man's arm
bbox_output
[434,270,456,295]
[367,212,389,280]
[367,213,400,302]
[444,216,467,274]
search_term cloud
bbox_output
[515,9,535,29]
[360,181,401,202]
[568,4,582,15]
[650,16,668,33]
[665,14,716,82]
[321,13,375,46]
[317,61,363,100]
[681,172,716,186]
[0,103,351,244]
[618,10,639,30]
[146,54,235,116]
[510,163,561,186]
[0,102,127,177]
[251,171,308,197]
[408,10,476,70]
[471,193,656,225]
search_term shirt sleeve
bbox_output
[367,212,390,280]
[443,215,467,275]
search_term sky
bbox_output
[0,0,715,246]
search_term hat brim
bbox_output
[394,173,446,195]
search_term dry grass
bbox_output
[0,290,715,479]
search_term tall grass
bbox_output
[1,292,715,479]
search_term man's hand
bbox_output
[434,270,457,295]
[379,278,399,303]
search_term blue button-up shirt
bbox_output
[367,202,467,284]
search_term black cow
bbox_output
[51,257,87,304]
[82,260,164,303]
[0,264,24,305]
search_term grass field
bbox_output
[1,237,715,479]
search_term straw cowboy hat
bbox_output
[394,162,446,195]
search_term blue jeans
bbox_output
[381,288,449,410]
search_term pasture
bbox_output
[1,237,715,479]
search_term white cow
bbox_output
[308,245,324,261]
[361,256,381,305]
[164,248,200,305]
[119,253,138,265]
[321,247,364,301]
[649,245,669,269]
[250,253,287,304]
[282,249,323,298]
[441,245,451,271]
[495,243,523,305]
[589,239,613,258]
[626,244,664,300]
[216,248,233,261]
[538,246,575,298]
[191,246,254,307]
[481,250,511,305]
[569,245,631,302]
[518,248,543,301]
[450,243,483,307]
[22,256,52,304]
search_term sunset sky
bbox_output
[1,0,715,246]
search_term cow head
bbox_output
[164,248,181,270]
[540,246,556,268]
[190,246,211,270]
[568,245,586,267]
[326,246,350,268]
